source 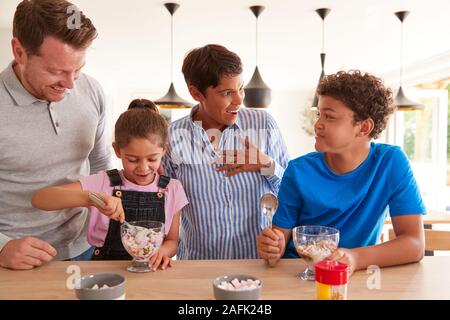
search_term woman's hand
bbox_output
[215,136,273,177]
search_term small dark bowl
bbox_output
[75,273,126,300]
[213,274,262,300]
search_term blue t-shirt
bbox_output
[272,142,426,258]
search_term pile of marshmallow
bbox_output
[218,278,261,291]
[91,284,110,290]
[296,239,337,262]
[121,228,163,260]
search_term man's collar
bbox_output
[2,62,43,106]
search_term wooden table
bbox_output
[383,210,450,255]
[385,210,450,225]
[1,257,449,300]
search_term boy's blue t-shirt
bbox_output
[272,142,426,258]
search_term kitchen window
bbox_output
[387,86,449,212]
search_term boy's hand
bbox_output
[89,193,125,223]
[148,250,173,271]
[257,228,285,264]
[326,248,358,276]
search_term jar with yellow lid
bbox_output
[314,260,348,300]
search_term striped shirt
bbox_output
[163,106,289,259]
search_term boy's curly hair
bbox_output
[317,70,395,139]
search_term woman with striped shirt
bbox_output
[163,44,289,259]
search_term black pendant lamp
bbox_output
[155,3,193,109]
[393,11,424,110]
[312,8,331,109]
[244,5,271,109]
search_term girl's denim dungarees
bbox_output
[91,169,170,260]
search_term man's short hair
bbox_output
[13,0,97,55]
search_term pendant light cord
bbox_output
[322,18,325,53]
[255,17,259,66]
[399,21,404,87]
[171,13,174,83]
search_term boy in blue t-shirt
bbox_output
[257,70,426,274]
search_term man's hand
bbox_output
[215,136,273,177]
[0,237,57,270]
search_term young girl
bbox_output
[32,99,188,270]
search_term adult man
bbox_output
[164,44,289,259]
[0,0,111,270]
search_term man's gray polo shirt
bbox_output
[0,62,112,260]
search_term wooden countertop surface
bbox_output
[1,257,449,300]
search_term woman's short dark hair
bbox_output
[182,44,243,95]
[317,70,395,139]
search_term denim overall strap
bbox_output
[92,173,169,260]
[157,175,170,189]
[106,169,123,187]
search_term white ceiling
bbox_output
[1,0,449,93]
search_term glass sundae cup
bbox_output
[120,220,164,273]
[292,225,339,281]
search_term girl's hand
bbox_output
[148,250,173,271]
[326,248,358,276]
[89,192,125,223]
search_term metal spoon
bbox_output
[260,192,279,267]
[89,192,131,228]
[88,192,107,209]
[260,192,278,229]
